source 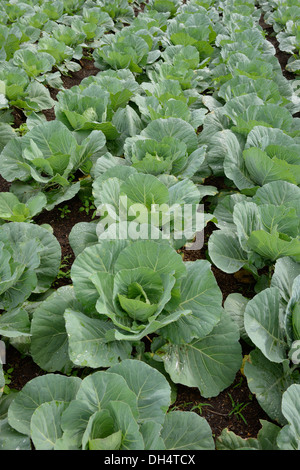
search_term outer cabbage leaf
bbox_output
[158,310,242,397]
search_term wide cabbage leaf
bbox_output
[216,420,281,450]
[277,384,300,450]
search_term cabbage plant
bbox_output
[55,84,118,137]
[133,77,207,128]
[208,180,300,277]
[199,96,300,179]
[165,11,216,60]
[123,117,206,178]
[200,97,300,185]
[12,49,56,79]
[146,0,182,16]
[10,47,63,89]
[0,1,36,25]
[2,360,215,450]
[146,44,209,91]
[0,120,106,209]
[54,77,143,154]
[52,23,86,49]
[211,28,300,114]
[28,236,243,397]
[54,83,123,140]
[0,222,61,311]
[91,165,215,249]
[93,27,160,73]
[91,0,135,26]
[71,239,195,340]
[0,64,54,112]
[37,35,82,74]
[0,24,22,61]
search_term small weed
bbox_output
[58,205,71,219]
[232,376,243,389]
[170,401,214,416]
[15,123,28,136]
[56,255,72,281]
[227,393,251,424]
[79,196,96,219]
[169,401,193,411]
[2,367,14,395]
[191,402,213,415]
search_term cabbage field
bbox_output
[0,0,300,452]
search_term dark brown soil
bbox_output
[11,107,26,129]
[34,193,95,288]
[134,1,147,16]
[42,106,56,122]
[3,346,46,390]
[0,175,11,192]
[62,57,100,88]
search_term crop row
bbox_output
[0,0,299,451]
[258,0,300,74]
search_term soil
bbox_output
[0,175,11,192]
[34,192,95,288]
[1,8,297,447]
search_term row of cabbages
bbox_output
[0,0,299,450]
[257,0,300,74]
